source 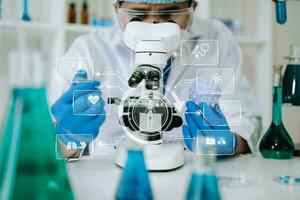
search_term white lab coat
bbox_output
[49,18,262,155]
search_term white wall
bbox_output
[273,1,300,64]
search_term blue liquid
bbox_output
[22,0,31,21]
[0,0,2,19]
[115,150,153,200]
[275,1,287,24]
[186,173,221,200]
[282,64,300,105]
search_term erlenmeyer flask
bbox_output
[0,50,74,199]
[115,149,153,200]
[185,136,221,200]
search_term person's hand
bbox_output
[182,101,237,155]
[51,70,106,145]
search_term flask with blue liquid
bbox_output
[115,148,153,200]
[282,45,300,106]
[185,136,221,200]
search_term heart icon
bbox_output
[88,95,100,105]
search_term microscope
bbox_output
[108,21,184,171]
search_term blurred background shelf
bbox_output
[64,23,100,33]
[0,20,58,31]
[0,19,110,34]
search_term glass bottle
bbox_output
[68,3,76,24]
[185,136,221,200]
[259,65,295,159]
[282,45,300,106]
[115,149,153,200]
[0,50,74,199]
[81,1,89,25]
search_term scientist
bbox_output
[50,0,262,158]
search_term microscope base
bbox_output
[115,138,185,171]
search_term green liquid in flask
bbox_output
[259,66,295,159]
[0,87,74,200]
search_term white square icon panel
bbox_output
[73,90,108,115]
[55,57,94,83]
[181,40,219,65]
[196,68,235,95]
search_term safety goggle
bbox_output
[117,7,194,29]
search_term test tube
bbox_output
[274,0,287,24]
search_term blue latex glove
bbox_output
[182,101,237,155]
[51,70,106,145]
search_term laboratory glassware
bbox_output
[259,65,295,159]
[273,0,300,24]
[115,149,153,200]
[0,50,74,200]
[282,45,300,106]
[217,171,255,188]
[185,136,221,200]
[274,175,300,185]
[22,0,31,21]
[274,0,287,24]
[68,3,76,23]
[81,1,89,24]
[0,0,2,19]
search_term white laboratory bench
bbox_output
[67,147,300,200]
